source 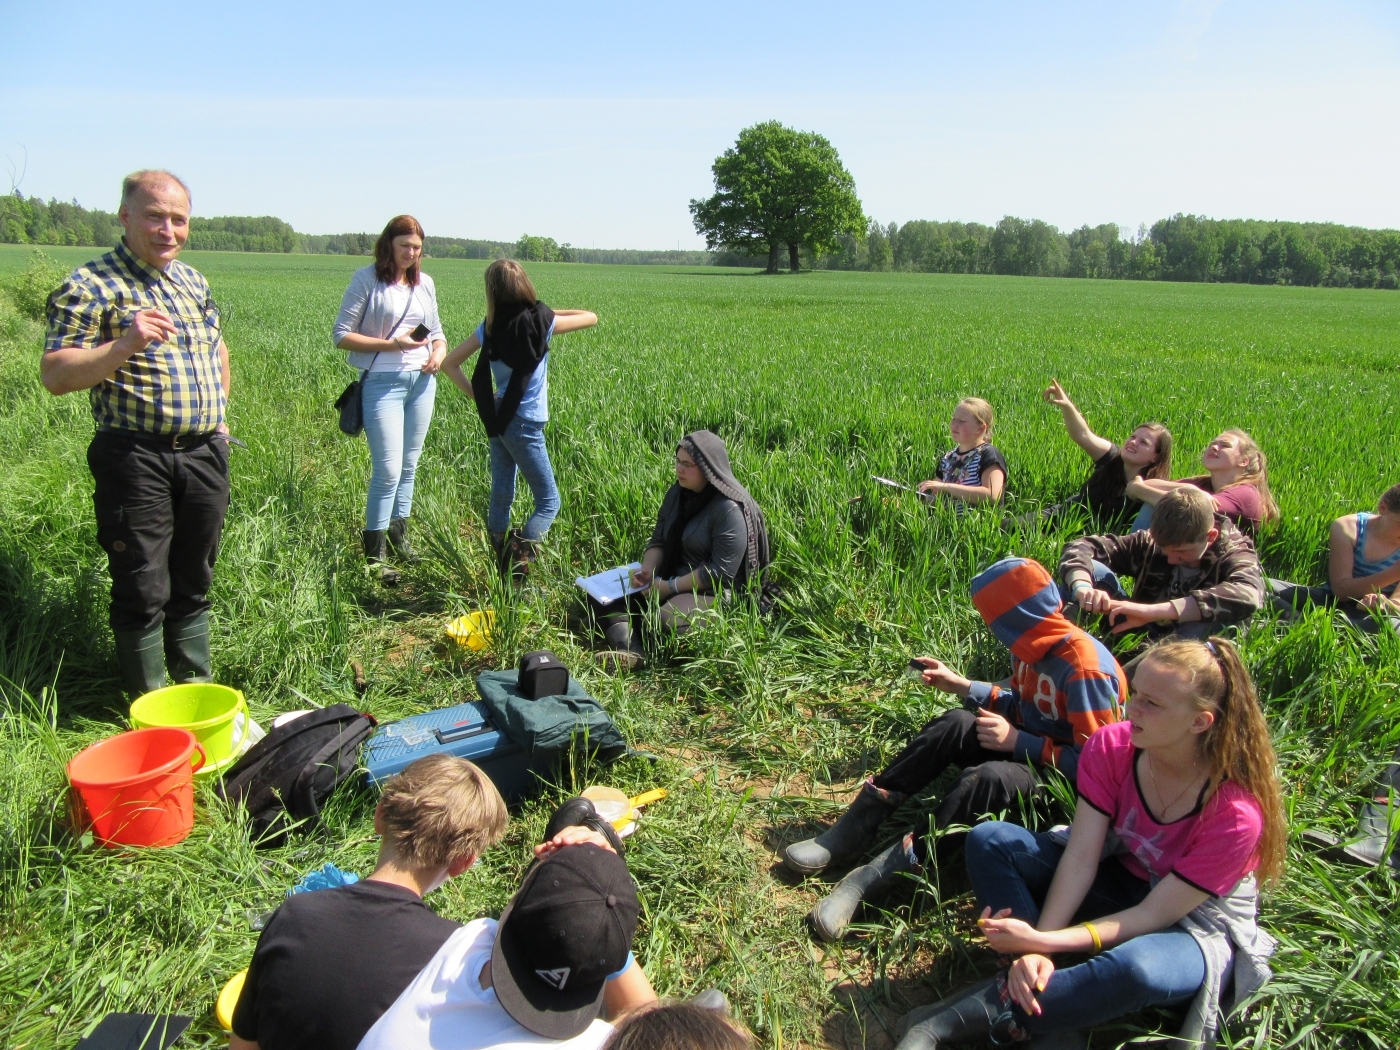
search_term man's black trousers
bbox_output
[872,707,1042,841]
[88,431,230,632]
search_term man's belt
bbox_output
[98,429,219,451]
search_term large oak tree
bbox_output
[690,121,865,273]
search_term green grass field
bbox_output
[2,243,1399,1049]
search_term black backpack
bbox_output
[219,704,377,848]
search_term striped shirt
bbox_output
[44,240,225,436]
[937,442,1008,515]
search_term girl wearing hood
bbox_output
[783,558,1127,942]
[594,431,771,671]
[442,260,597,579]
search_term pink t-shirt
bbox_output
[1077,722,1263,896]
[1186,477,1263,537]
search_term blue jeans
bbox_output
[488,416,559,540]
[363,370,436,531]
[966,822,1205,1035]
[1130,501,1154,533]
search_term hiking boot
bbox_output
[113,624,166,699]
[783,780,900,876]
[894,977,1003,1050]
[362,529,400,586]
[387,517,421,564]
[164,611,213,683]
[808,838,918,942]
[504,529,538,582]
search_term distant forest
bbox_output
[3,191,1397,289]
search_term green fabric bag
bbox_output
[474,670,628,765]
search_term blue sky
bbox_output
[2,1,1397,248]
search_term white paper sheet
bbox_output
[575,562,645,604]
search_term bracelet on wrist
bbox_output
[1079,921,1102,955]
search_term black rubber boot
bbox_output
[362,529,399,586]
[783,781,899,875]
[894,977,1001,1050]
[808,839,918,942]
[1305,802,1400,870]
[164,612,213,683]
[113,625,166,699]
[387,517,420,564]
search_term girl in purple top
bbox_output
[1128,429,1278,538]
[893,637,1285,1050]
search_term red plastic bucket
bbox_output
[67,727,206,848]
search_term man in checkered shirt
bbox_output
[42,170,234,699]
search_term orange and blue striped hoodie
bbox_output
[966,557,1127,782]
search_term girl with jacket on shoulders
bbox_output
[333,215,447,584]
[442,259,596,580]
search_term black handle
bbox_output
[435,722,492,745]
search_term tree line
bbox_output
[4,187,1398,289]
[815,215,1400,289]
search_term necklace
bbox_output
[1144,751,1204,820]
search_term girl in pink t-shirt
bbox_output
[891,638,1285,1050]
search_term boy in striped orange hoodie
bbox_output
[784,557,1127,941]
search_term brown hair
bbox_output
[377,753,507,870]
[374,215,425,285]
[483,258,538,334]
[956,396,995,437]
[1380,483,1400,513]
[120,169,191,208]
[601,1002,752,1050]
[1134,422,1173,482]
[1138,637,1285,885]
[1218,429,1279,521]
[1150,486,1216,547]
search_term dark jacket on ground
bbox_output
[1059,512,1265,624]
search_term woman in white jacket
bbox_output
[333,215,446,583]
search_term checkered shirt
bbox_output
[44,240,226,436]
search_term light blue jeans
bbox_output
[362,369,436,531]
[488,416,559,540]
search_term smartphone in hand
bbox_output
[409,323,431,341]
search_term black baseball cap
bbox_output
[492,843,640,1038]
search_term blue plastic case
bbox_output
[362,701,534,801]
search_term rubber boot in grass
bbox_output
[113,624,166,699]
[808,838,917,942]
[690,988,730,1014]
[1339,802,1400,869]
[386,517,421,564]
[362,529,399,586]
[164,611,213,683]
[596,617,644,672]
[893,977,1000,1050]
[783,780,900,876]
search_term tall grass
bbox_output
[1,245,1398,1047]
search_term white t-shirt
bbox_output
[356,918,614,1050]
[370,282,431,373]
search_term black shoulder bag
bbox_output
[335,284,417,436]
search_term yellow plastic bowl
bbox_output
[445,610,495,651]
[216,969,247,1031]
